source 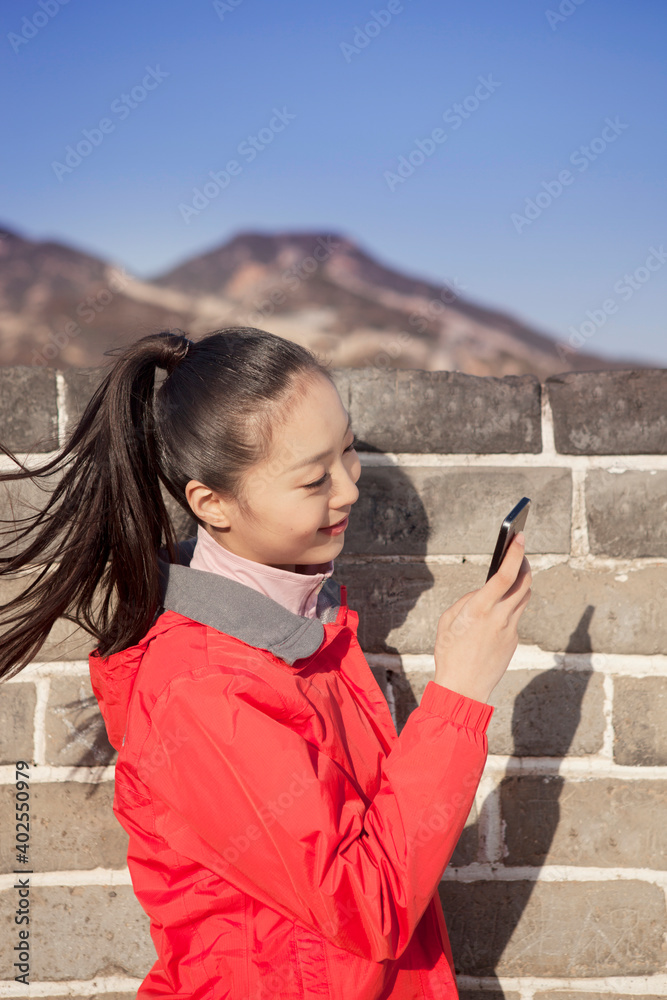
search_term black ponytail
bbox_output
[0,327,333,679]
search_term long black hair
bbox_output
[0,327,334,679]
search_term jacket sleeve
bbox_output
[140,660,492,963]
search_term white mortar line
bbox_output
[0,867,132,890]
[366,647,667,677]
[2,861,665,891]
[3,861,666,892]
[14,647,667,680]
[570,465,590,558]
[456,974,667,995]
[540,387,557,457]
[0,976,142,997]
[484,756,667,780]
[0,764,116,784]
[6,660,91,680]
[0,755,664,786]
[442,863,667,887]
[601,673,615,761]
[4,449,667,473]
[32,677,50,766]
[55,371,68,448]
[361,451,667,470]
[339,551,667,571]
[474,774,502,864]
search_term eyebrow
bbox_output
[286,415,353,473]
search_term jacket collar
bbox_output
[157,538,344,666]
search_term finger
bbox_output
[503,583,532,624]
[498,555,532,603]
[481,533,526,605]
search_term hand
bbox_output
[432,533,532,704]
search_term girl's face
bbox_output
[189,375,361,572]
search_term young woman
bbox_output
[0,328,531,999]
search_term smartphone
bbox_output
[485,497,531,582]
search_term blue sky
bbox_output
[2,0,666,365]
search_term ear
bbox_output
[184,480,232,528]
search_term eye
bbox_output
[303,437,357,490]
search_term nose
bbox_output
[332,463,360,511]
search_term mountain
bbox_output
[0,225,649,376]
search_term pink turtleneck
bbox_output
[189,524,335,619]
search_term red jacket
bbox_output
[90,556,493,999]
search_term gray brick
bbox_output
[393,666,603,761]
[614,677,667,766]
[586,468,667,557]
[391,669,432,733]
[0,782,127,873]
[329,368,352,410]
[340,560,667,655]
[0,575,95,664]
[487,668,604,757]
[61,367,106,437]
[40,617,95,661]
[337,560,483,655]
[345,466,571,555]
[0,367,58,452]
[546,369,667,454]
[459,994,519,1000]
[35,996,138,1000]
[46,675,116,768]
[522,562,667,655]
[0,682,35,764]
[535,995,666,1000]
[0,470,62,557]
[501,777,667,867]
[535,995,665,1000]
[440,879,666,976]
[347,369,542,453]
[0,884,154,980]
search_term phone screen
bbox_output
[486,497,531,582]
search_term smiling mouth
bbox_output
[323,515,349,529]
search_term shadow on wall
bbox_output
[446,610,593,990]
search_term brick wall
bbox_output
[1,365,666,998]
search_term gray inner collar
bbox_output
[157,538,343,666]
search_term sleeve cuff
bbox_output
[418,680,494,733]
